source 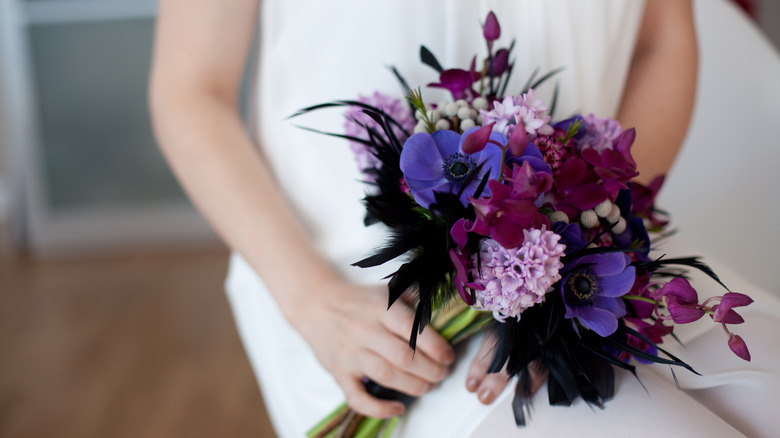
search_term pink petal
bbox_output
[721,292,754,308]
[712,308,745,324]
[654,277,698,304]
[666,298,705,324]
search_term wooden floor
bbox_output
[0,249,277,438]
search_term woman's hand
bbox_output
[292,282,455,419]
[464,336,546,405]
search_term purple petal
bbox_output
[720,292,754,309]
[597,265,636,298]
[728,334,751,361]
[655,277,699,304]
[431,129,462,158]
[667,298,705,324]
[404,178,452,208]
[576,305,619,337]
[522,142,544,160]
[565,183,608,210]
[594,296,627,318]
[580,253,629,277]
[713,308,745,324]
[450,219,470,248]
[400,133,446,181]
[449,249,475,305]
[713,292,752,323]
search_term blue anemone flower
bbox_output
[399,128,502,209]
[559,252,635,337]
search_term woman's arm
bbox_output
[149,0,454,418]
[617,0,698,185]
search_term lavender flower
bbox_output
[480,96,523,136]
[578,114,623,153]
[344,92,415,180]
[515,89,554,136]
[480,90,553,137]
[471,227,566,321]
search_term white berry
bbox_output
[458,107,477,120]
[580,210,599,229]
[549,211,569,224]
[612,217,627,234]
[606,204,622,223]
[460,119,476,131]
[472,97,489,111]
[435,119,451,131]
[444,103,459,117]
[595,199,612,218]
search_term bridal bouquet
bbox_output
[296,11,753,438]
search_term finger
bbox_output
[474,370,510,405]
[340,376,406,419]
[371,332,450,384]
[359,350,434,397]
[465,335,496,393]
[466,337,511,404]
[382,301,455,366]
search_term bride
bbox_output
[149,0,780,436]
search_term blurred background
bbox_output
[0,1,777,437]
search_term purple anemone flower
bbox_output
[559,252,635,337]
[399,128,502,209]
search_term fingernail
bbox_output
[391,403,405,416]
[478,389,492,404]
[466,378,479,392]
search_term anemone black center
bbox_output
[565,269,598,304]
[442,153,477,185]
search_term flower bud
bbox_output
[462,122,495,154]
[483,11,500,42]
[728,334,751,361]
[507,122,528,157]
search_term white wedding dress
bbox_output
[225,0,780,436]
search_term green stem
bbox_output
[354,418,386,438]
[441,307,483,341]
[307,402,349,438]
[622,295,658,305]
[380,417,400,438]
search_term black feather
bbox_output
[635,256,731,292]
[420,45,444,72]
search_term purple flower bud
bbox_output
[508,121,528,157]
[461,123,495,154]
[728,334,751,361]
[493,48,509,75]
[483,11,501,42]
